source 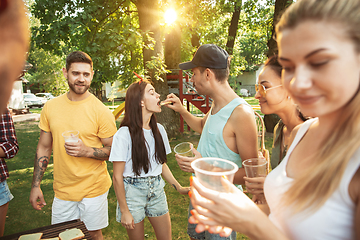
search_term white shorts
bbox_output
[51,191,109,231]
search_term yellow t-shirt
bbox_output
[39,93,117,201]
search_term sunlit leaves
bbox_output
[31,0,143,90]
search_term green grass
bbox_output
[243,97,258,105]
[28,108,42,115]
[5,98,272,239]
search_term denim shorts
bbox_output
[116,175,168,224]
[187,201,237,240]
[0,180,14,206]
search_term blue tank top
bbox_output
[197,97,249,168]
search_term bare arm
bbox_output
[113,161,135,229]
[165,93,208,133]
[356,198,360,240]
[230,105,259,185]
[64,136,113,160]
[349,167,360,239]
[162,163,189,195]
[29,130,53,210]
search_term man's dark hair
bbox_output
[66,51,93,71]
[198,57,230,82]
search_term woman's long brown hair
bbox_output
[120,80,167,176]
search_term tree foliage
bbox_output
[176,0,273,74]
[30,0,145,93]
[238,0,274,71]
[25,45,68,96]
[28,0,283,98]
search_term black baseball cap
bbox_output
[179,44,229,70]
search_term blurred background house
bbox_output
[102,81,126,102]
[235,65,264,97]
[8,62,33,114]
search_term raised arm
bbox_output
[161,163,189,195]
[29,130,52,210]
[231,105,259,185]
[112,161,135,229]
[64,136,113,160]
[164,93,208,134]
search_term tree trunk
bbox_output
[264,114,281,133]
[191,32,200,48]
[226,0,242,55]
[266,0,293,57]
[134,0,180,137]
[265,0,293,133]
[165,23,181,70]
[164,23,182,136]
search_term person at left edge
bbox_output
[29,51,117,240]
[0,108,19,236]
[0,0,29,115]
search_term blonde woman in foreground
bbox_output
[188,0,360,239]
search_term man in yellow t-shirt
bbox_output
[29,51,117,240]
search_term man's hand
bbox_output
[64,139,90,157]
[175,147,202,173]
[164,93,186,114]
[29,187,46,210]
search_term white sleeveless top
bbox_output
[264,118,359,240]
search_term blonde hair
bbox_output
[276,0,360,213]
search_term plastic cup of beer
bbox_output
[243,157,267,203]
[191,157,239,192]
[174,142,194,157]
[62,130,79,143]
[242,158,267,178]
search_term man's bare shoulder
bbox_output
[229,104,255,122]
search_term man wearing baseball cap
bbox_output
[165,44,258,240]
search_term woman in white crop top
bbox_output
[187,0,360,239]
[110,80,189,240]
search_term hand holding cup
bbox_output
[174,142,199,173]
[189,158,238,235]
[62,130,79,143]
[243,158,267,204]
[62,130,84,157]
[189,174,261,237]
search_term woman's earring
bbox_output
[288,96,291,100]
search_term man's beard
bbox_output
[68,81,90,95]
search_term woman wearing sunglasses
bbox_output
[245,56,308,205]
[255,56,308,169]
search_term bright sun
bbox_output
[164,9,177,25]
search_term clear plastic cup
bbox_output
[191,157,239,192]
[62,130,79,143]
[243,158,267,203]
[174,142,194,157]
[242,158,267,178]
